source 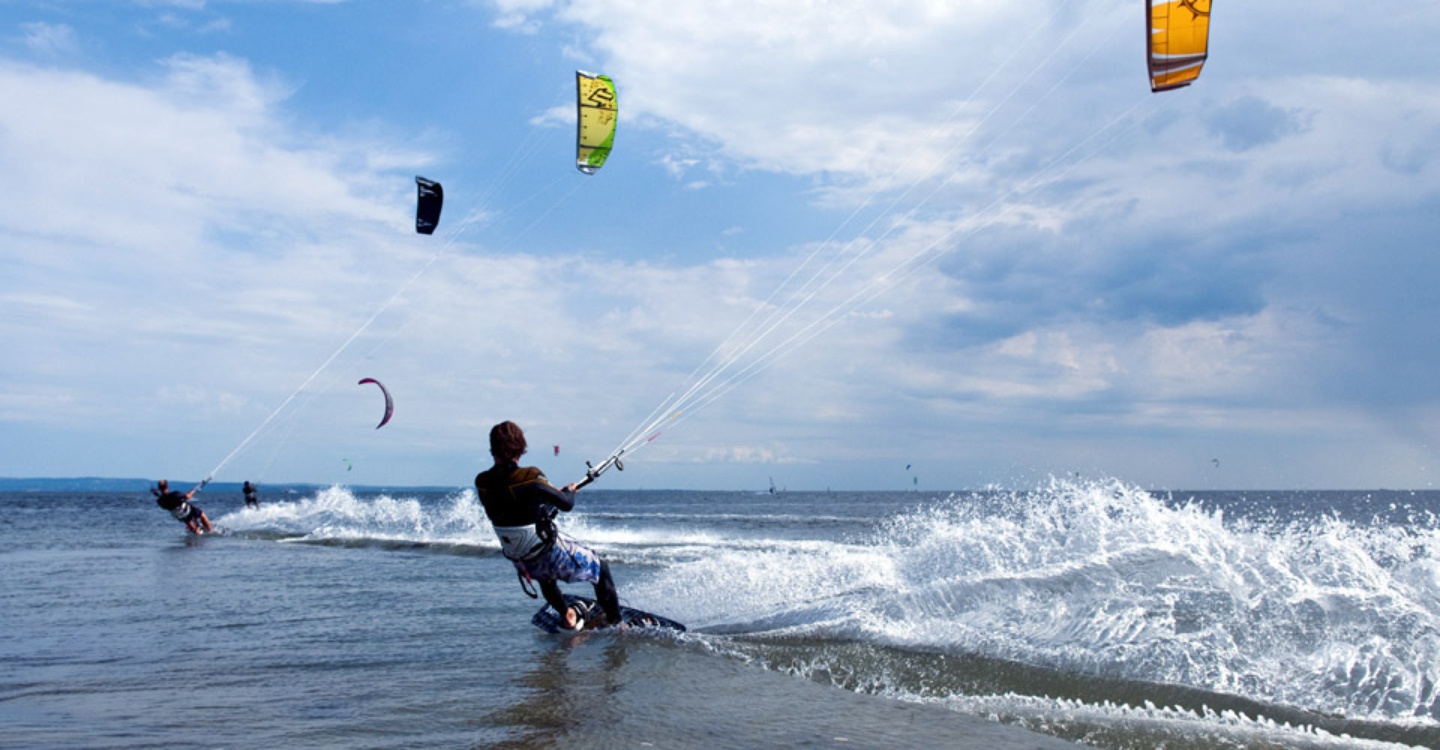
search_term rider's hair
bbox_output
[489,421,528,462]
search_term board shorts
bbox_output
[513,536,602,584]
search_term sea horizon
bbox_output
[4,475,1436,495]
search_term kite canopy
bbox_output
[358,378,394,429]
[575,71,617,174]
[415,176,443,235]
[1147,0,1211,92]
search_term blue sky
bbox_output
[1,0,1437,491]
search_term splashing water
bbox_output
[641,477,1440,729]
[209,479,1440,745]
[218,485,489,546]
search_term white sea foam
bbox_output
[642,477,1440,726]
[217,485,489,545]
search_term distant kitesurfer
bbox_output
[475,421,622,631]
[152,479,214,534]
[243,480,259,509]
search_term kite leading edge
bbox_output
[358,378,394,429]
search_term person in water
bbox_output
[152,479,214,534]
[243,480,259,509]
[475,420,622,630]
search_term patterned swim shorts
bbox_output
[514,536,602,584]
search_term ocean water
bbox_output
[2,479,1438,749]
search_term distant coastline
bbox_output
[0,477,162,492]
[0,477,453,493]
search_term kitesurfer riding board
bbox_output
[476,422,679,633]
[152,479,215,535]
[531,594,686,634]
[476,421,625,631]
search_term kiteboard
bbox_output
[531,594,685,634]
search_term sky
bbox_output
[1,0,1438,491]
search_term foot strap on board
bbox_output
[560,601,590,631]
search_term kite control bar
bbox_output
[151,476,210,500]
[573,450,625,490]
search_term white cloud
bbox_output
[470,0,1440,488]
[487,0,557,32]
[535,0,1137,192]
[2,2,1439,489]
[0,54,421,444]
[17,22,79,57]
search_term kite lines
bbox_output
[584,1,1167,479]
[191,73,613,491]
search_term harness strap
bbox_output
[515,567,539,599]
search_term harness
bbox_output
[480,467,564,598]
[492,516,553,562]
[503,505,562,598]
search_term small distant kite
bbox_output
[576,70,617,174]
[554,445,561,457]
[343,458,354,472]
[415,176,443,235]
[358,378,394,429]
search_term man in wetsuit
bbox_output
[243,481,259,509]
[152,479,214,534]
[475,421,622,630]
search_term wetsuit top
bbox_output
[475,462,575,561]
[243,484,257,502]
[155,490,196,522]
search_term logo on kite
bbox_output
[575,71,618,175]
[358,378,394,429]
[415,176,443,235]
